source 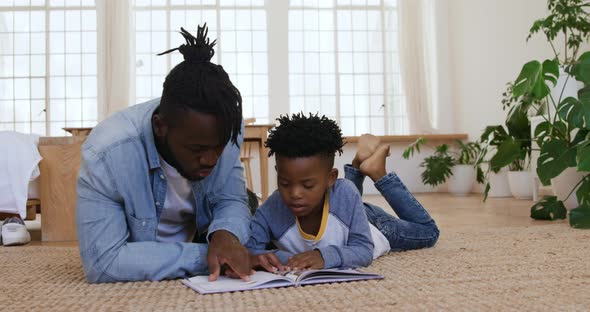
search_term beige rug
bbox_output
[2,223,590,311]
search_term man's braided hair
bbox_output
[158,23,242,146]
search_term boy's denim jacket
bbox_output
[246,179,375,269]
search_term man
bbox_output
[76,25,253,283]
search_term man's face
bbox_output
[153,109,225,181]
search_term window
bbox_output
[288,0,406,135]
[0,0,406,136]
[0,0,97,136]
[134,0,269,122]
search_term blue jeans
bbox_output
[344,165,440,252]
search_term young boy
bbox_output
[245,113,439,272]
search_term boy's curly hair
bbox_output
[266,113,345,166]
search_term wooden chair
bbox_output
[241,118,256,191]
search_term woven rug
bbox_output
[2,223,589,311]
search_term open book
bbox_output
[182,268,383,294]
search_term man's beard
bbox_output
[158,135,204,182]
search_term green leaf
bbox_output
[576,175,590,206]
[476,166,485,184]
[530,195,567,220]
[537,139,577,185]
[513,59,559,100]
[580,92,590,127]
[420,155,454,187]
[534,120,568,145]
[490,136,521,172]
[480,125,508,147]
[533,120,552,147]
[572,128,590,146]
[578,141,590,172]
[483,182,491,202]
[571,51,590,85]
[402,137,427,159]
[557,97,585,129]
[569,205,590,229]
[506,103,531,140]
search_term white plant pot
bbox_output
[551,167,586,210]
[508,170,533,199]
[447,165,475,196]
[487,168,512,197]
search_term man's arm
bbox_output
[203,125,254,280]
[76,148,208,283]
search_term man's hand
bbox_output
[287,250,325,270]
[251,252,286,273]
[207,230,252,281]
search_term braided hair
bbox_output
[266,113,345,167]
[158,23,242,146]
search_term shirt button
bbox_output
[159,174,165,180]
[142,221,146,226]
[156,201,161,206]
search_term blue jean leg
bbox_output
[344,164,440,251]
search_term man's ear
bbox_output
[152,113,168,138]
[327,168,338,188]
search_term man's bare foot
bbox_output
[359,144,390,182]
[352,134,381,169]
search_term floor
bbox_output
[23,193,546,247]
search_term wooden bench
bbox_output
[38,136,85,242]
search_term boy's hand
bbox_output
[287,250,325,270]
[251,252,286,273]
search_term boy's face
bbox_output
[275,154,338,219]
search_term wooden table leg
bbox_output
[259,141,269,200]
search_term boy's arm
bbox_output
[245,207,273,254]
[245,201,295,265]
[316,186,374,269]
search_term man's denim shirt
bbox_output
[76,98,251,283]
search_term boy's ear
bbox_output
[327,168,338,188]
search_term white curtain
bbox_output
[397,0,439,134]
[96,0,135,120]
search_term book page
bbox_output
[296,269,384,286]
[182,271,294,294]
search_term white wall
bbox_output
[247,140,436,198]
[248,0,580,197]
[447,0,555,141]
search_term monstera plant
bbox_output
[507,0,590,227]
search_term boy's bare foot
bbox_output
[352,134,381,169]
[359,144,390,182]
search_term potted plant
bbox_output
[506,0,590,227]
[403,139,484,196]
[478,83,538,200]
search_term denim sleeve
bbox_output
[206,126,252,244]
[316,186,374,269]
[245,199,294,265]
[76,147,208,283]
[245,205,272,255]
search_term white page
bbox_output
[183,271,294,294]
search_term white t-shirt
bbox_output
[156,157,197,243]
[275,192,391,259]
